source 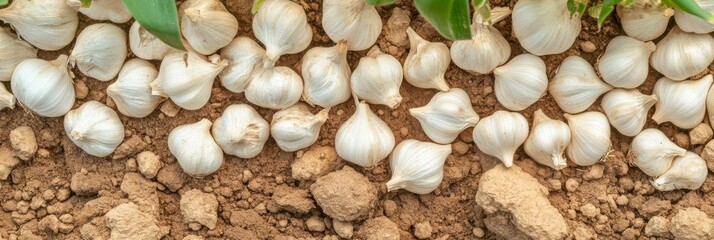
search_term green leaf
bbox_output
[663,0,714,24]
[473,0,490,22]
[567,0,589,16]
[365,0,395,6]
[472,0,487,9]
[123,0,185,51]
[0,0,7,6]
[414,0,471,40]
[80,0,92,8]
[251,0,264,14]
[596,0,623,28]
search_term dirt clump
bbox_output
[332,219,354,238]
[0,146,20,180]
[310,166,378,221]
[136,151,162,179]
[644,216,672,238]
[670,207,714,240]
[180,189,218,230]
[70,170,111,196]
[291,146,341,181]
[105,202,166,240]
[156,162,186,192]
[271,185,315,214]
[356,216,400,240]
[112,135,148,160]
[9,126,37,161]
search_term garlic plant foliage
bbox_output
[524,110,570,170]
[674,0,714,33]
[212,104,269,159]
[652,152,707,191]
[351,48,403,109]
[564,112,611,166]
[597,36,655,88]
[403,27,450,91]
[651,26,714,81]
[493,54,548,111]
[409,88,479,144]
[0,84,14,111]
[512,0,581,55]
[627,128,686,177]
[0,0,78,51]
[322,0,381,51]
[473,111,529,167]
[271,103,329,152]
[617,4,673,41]
[66,0,132,23]
[253,0,312,67]
[302,41,351,108]
[64,101,125,157]
[0,28,36,82]
[245,66,303,110]
[129,22,172,61]
[107,59,162,118]
[335,99,395,168]
[451,7,511,74]
[652,75,713,129]
[550,56,612,113]
[152,52,228,110]
[11,55,75,117]
[70,23,127,81]
[386,140,452,194]
[169,119,224,176]
[179,0,239,55]
[219,37,266,94]
[601,89,657,137]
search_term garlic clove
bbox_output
[67,0,132,23]
[179,0,239,55]
[409,88,479,144]
[0,28,36,82]
[512,0,581,55]
[219,37,266,94]
[617,4,673,41]
[151,51,228,110]
[524,109,570,170]
[129,21,172,61]
[0,83,15,111]
[271,103,329,152]
[335,99,395,168]
[0,0,78,51]
[386,139,452,194]
[70,23,128,81]
[404,27,450,91]
[473,110,529,167]
[169,119,224,176]
[651,26,714,81]
[597,36,655,88]
[627,128,686,177]
[245,66,303,110]
[253,0,312,67]
[212,104,269,158]
[652,151,708,191]
[64,101,125,157]
[674,0,714,34]
[451,8,512,74]
[322,0,382,51]
[107,58,162,118]
[601,89,657,137]
[493,54,548,111]
[564,111,611,166]
[550,56,613,113]
[302,41,351,108]
[11,55,75,117]
[652,75,713,129]
[351,48,403,109]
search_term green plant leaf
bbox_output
[472,0,487,9]
[251,0,264,14]
[595,0,623,28]
[473,0,490,22]
[0,0,7,6]
[365,0,395,6]
[663,0,714,24]
[414,0,471,40]
[567,0,589,16]
[123,0,185,51]
[80,0,92,8]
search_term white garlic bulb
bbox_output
[708,82,714,129]
[597,36,655,88]
[523,109,570,170]
[564,112,611,166]
[652,151,708,191]
[335,99,395,168]
[601,89,657,137]
[0,83,14,111]
[386,139,451,194]
[220,37,266,94]
[628,128,686,177]
[302,41,351,108]
[169,119,223,176]
[107,59,161,118]
[253,0,312,67]
[0,28,36,82]
[652,75,713,129]
[512,0,581,55]
[451,8,511,74]
[651,26,714,81]
[11,55,75,117]
[473,111,529,167]
[70,23,127,81]
[245,66,303,110]
[67,0,132,23]
[64,101,125,157]
[617,4,673,41]
[151,52,228,110]
[403,27,450,91]
[674,0,714,33]
[212,104,269,158]
[179,0,239,55]
[493,54,547,111]
[129,21,172,61]
[549,56,612,113]
[322,0,381,51]
[271,103,329,152]
[0,0,78,51]
[351,48,403,109]
[409,88,479,144]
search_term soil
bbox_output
[1,0,714,239]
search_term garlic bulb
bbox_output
[212,104,269,158]
[549,56,612,113]
[403,27,450,91]
[271,103,329,152]
[335,99,395,168]
[601,89,657,137]
[627,128,686,177]
[0,0,78,51]
[0,83,14,111]
[245,66,303,110]
[67,0,132,23]
[0,28,36,82]
[652,75,713,129]
[386,139,451,194]
[523,109,570,170]
[617,4,673,41]
[451,7,512,74]
[220,37,266,94]
[708,82,714,129]
[179,0,239,55]
[651,26,714,81]
[597,36,655,88]
[322,0,381,51]
[652,152,707,191]
[409,88,479,144]
[302,41,351,108]
[512,0,581,55]
[107,59,161,118]
[351,48,403,109]
[493,54,547,111]
[674,0,714,33]
[564,112,611,166]
[253,0,312,67]
[473,111,529,167]
[70,23,127,81]
[169,119,223,176]
[64,101,125,157]
[129,21,172,61]
[151,52,228,110]
[11,55,75,117]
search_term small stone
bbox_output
[56,188,71,202]
[673,132,690,149]
[384,8,411,47]
[278,219,288,228]
[291,146,341,181]
[113,135,148,160]
[546,179,562,191]
[670,207,714,240]
[157,163,186,192]
[0,146,20,180]
[565,178,579,192]
[399,127,408,137]
[701,140,714,172]
[383,199,397,217]
[75,80,89,99]
[126,158,137,172]
[333,219,353,239]
[580,203,600,218]
[580,41,597,52]
[59,214,73,223]
[414,221,433,239]
[306,215,325,232]
[160,100,181,117]
[690,123,714,145]
[472,227,485,238]
[356,216,400,240]
[38,215,60,234]
[42,189,55,201]
[70,172,110,196]
[452,141,470,155]
[583,165,605,180]
[136,151,162,179]
[29,195,45,210]
[10,126,38,161]
[242,169,253,183]
[180,189,218,230]
[615,195,629,206]
[644,216,671,238]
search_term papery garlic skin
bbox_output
[64,101,125,157]
[0,28,36,82]
[129,22,172,61]
[245,66,303,110]
[0,0,78,51]
[451,8,511,74]
[597,36,655,88]
[169,119,224,176]
[409,88,479,144]
[493,54,547,111]
[473,111,529,167]
[674,0,714,33]
[11,55,75,117]
[0,83,14,111]
[652,151,708,191]
[220,37,266,94]
[524,109,570,170]
[67,0,132,23]
[512,0,580,55]
[617,5,673,41]
[627,128,686,177]
[708,83,714,129]
[212,104,269,158]
[335,100,395,167]
[564,112,611,166]
[151,52,228,110]
[70,23,127,81]
[386,140,451,194]
[351,48,403,108]
[179,0,239,55]
[550,56,612,113]
[601,89,657,137]
[271,103,329,152]
[652,75,713,129]
[651,26,714,81]
[322,0,381,51]
[253,0,312,66]
[404,27,450,91]
[107,59,161,118]
[302,41,351,108]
